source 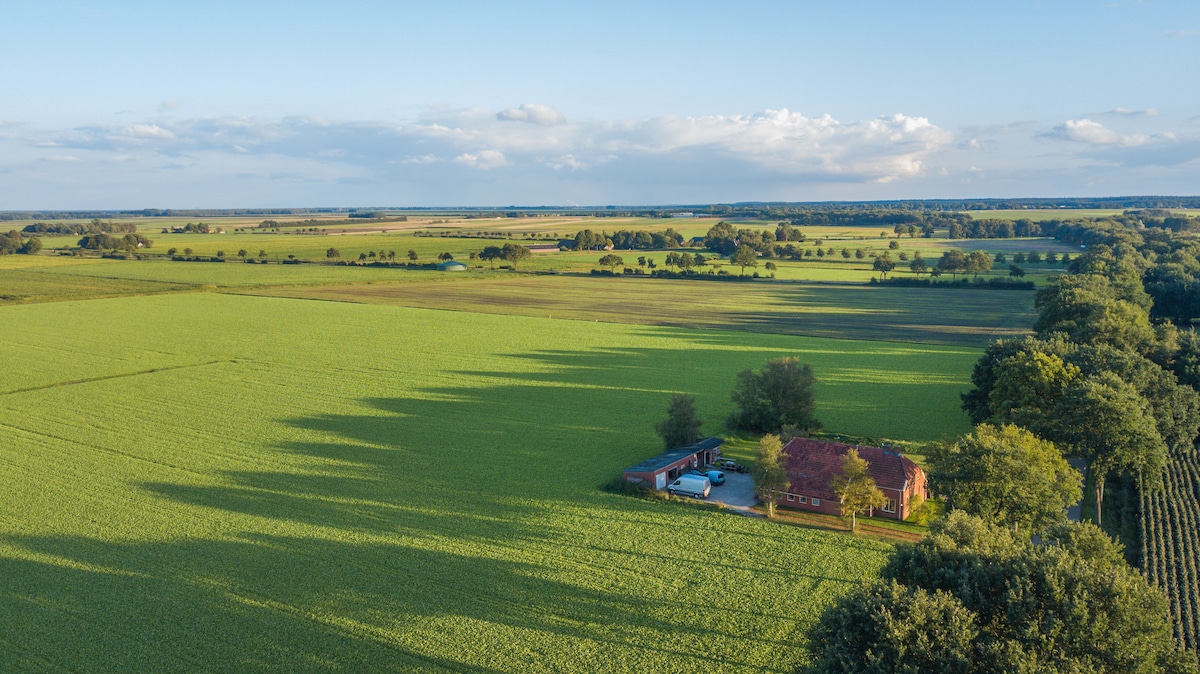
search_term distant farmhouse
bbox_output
[623,438,723,491]
[774,438,927,520]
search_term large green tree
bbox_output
[965,250,993,280]
[1056,372,1168,526]
[805,512,1198,674]
[937,250,967,279]
[654,394,703,450]
[731,244,758,275]
[728,357,820,433]
[598,253,624,272]
[928,424,1081,534]
[500,243,531,270]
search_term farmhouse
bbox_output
[623,437,723,490]
[436,260,467,271]
[774,438,926,520]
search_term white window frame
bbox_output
[798,496,807,504]
[811,498,820,506]
[786,494,795,502]
[882,497,897,514]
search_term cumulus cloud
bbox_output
[41,155,82,162]
[0,105,964,205]
[497,103,566,126]
[455,149,507,169]
[27,106,951,184]
[1045,119,1148,146]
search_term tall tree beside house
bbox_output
[729,357,821,434]
[830,449,886,533]
[753,434,789,518]
[654,394,703,450]
[928,424,1082,535]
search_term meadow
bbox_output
[0,292,982,672]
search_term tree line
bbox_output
[22,218,138,235]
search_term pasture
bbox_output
[0,292,979,672]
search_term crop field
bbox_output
[0,268,191,303]
[0,292,981,672]
[16,258,451,289]
[254,275,1034,348]
[1142,448,1200,652]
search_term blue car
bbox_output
[688,469,725,486]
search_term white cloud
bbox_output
[1046,119,1148,146]
[455,149,507,169]
[41,155,82,162]
[497,103,566,126]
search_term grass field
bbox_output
[252,275,1035,348]
[0,292,981,672]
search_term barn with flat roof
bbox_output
[623,438,723,491]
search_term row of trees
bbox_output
[23,218,137,235]
[78,232,153,251]
[480,243,532,269]
[572,228,684,251]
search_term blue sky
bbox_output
[2,0,1198,208]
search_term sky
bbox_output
[1,0,1198,209]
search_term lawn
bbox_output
[0,292,978,672]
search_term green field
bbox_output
[253,275,1034,348]
[0,290,981,672]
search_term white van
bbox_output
[667,474,711,498]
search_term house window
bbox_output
[786,494,795,502]
[811,498,820,506]
[883,498,897,513]
[798,496,807,504]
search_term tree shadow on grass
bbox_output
[13,344,893,671]
[1,532,757,672]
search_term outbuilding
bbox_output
[436,260,467,271]
[623,437,723,490]
[773,438,927,520]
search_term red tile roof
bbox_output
[781,438,922,500]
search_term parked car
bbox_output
[667,474,711,498]
[687,469,726,485]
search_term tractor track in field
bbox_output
[0,359,237,397]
